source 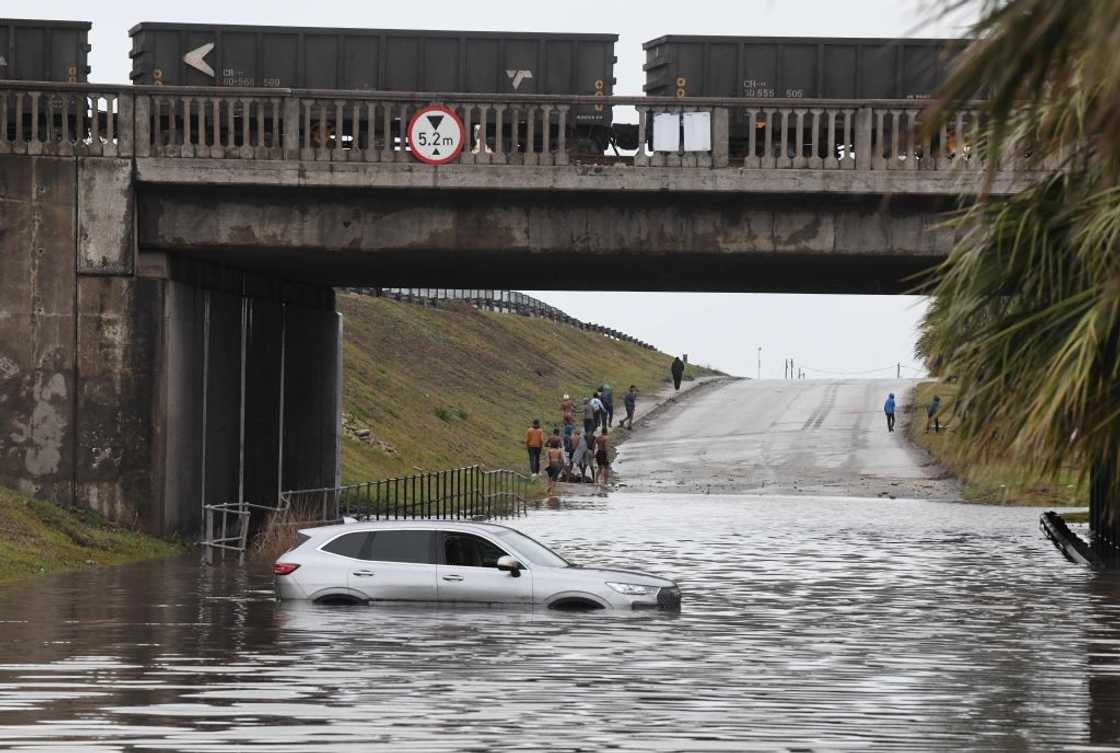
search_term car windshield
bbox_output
[493,528,574,568]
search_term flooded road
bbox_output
[617,379,960,499]
[1,494,1117,751]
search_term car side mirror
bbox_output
[496,556,523,577]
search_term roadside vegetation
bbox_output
[916,0,1120,514]
[0,485,181,582]
[339,293,717,483]
[908,382,1086,506]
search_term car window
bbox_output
[366,530,435,564]
[493,528,573,568]
[321,531,370,559]
[443,532,510,568]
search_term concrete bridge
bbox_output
[0,81,1038,535]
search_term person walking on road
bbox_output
[525,419,544,475]
[560,394,573,427]
[623,385,638,429]
[566,429,583,479]
[926,395,942,433]
[590,392,606,433]
[884,392,896,432]
[671,356,685,391]
[595,429,611,485]
[582,397,595,434]
[601,383,614,427]
[545,432,565,495]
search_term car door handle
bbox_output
[352,570,376,577]
[441,574,464,582]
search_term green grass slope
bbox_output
[0,486,182,582]
[339,293,716,482]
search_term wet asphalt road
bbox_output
[616,379,960,499]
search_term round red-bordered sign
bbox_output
[407,105,466,166]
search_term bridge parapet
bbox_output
[1,81,1041,180]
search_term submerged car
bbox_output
[273,520,681,611]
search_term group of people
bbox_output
[883,392,943,433]
[526,383,640,494]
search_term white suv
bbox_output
[273,520,681,611]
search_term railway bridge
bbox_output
[0,82,1038,535]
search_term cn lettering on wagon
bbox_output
[407,105,466,166]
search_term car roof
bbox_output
[298,519,520,539]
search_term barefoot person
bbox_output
[571,430,590,481]
[545,434,565,495]
[560,394,573,427]
[595,429,610,486]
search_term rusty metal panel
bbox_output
[0,18,90,82]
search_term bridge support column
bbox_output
[0,153,342,537]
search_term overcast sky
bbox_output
[32,0,974,379]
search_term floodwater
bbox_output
[1,494,1118,752]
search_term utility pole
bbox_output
[757,347,762,380]
[784,359,789,380]
[791,358,795,380]
[897,362,901,379]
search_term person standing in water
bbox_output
[595,429,610,486]
[525,419,544,475]
[545,432,565,495]
[884,392,896,432]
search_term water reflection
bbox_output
[0,494,1116,751]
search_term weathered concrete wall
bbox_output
[1,154,342,537]
[138,187,956,293]
[0,156,78,504]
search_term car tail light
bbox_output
[273,563,300,576]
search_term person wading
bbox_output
[571,429,591,482]
[595,429,610,485]
[623,385,638,429]
[884,392,896,432]
[671,356,685,391]
[545,432,565,495]
[525,419,544,475]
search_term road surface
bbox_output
[614,379,958,499]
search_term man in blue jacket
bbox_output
[884,393,896,432]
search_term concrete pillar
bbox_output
[855,107,873,171]
[0,156,78,504]
[711,108,730,168]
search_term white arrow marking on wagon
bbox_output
[506,69,533,90]
[183,43,216,77]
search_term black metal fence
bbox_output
[280,465,528,524]
[346,287,656,350]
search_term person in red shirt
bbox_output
[525,419,544,475]
[560,394,574,426]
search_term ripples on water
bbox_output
[1,495,1118,751]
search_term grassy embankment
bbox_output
[908,381,1088,510]
[0,486,182,582]
[339,293,717,482]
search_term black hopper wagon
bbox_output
[642,35,972,161]
[1,18,93,142]
[129,22,619,157]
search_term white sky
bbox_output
[29,0,975,379]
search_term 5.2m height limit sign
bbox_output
[407,105,466,165]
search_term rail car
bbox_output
[642,35,971,158]
[129,23,619,153]
[0,18,90,82]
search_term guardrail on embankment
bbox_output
[202,465,529,560]
[346,287,657,351]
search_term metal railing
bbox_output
[0,81,1043,174]
[202,465,529,558]
[347,288,656,350]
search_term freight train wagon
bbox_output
[1,19,93,146]
[643,35,969,158]
[0,18,90,82]
[129,23,618,153]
